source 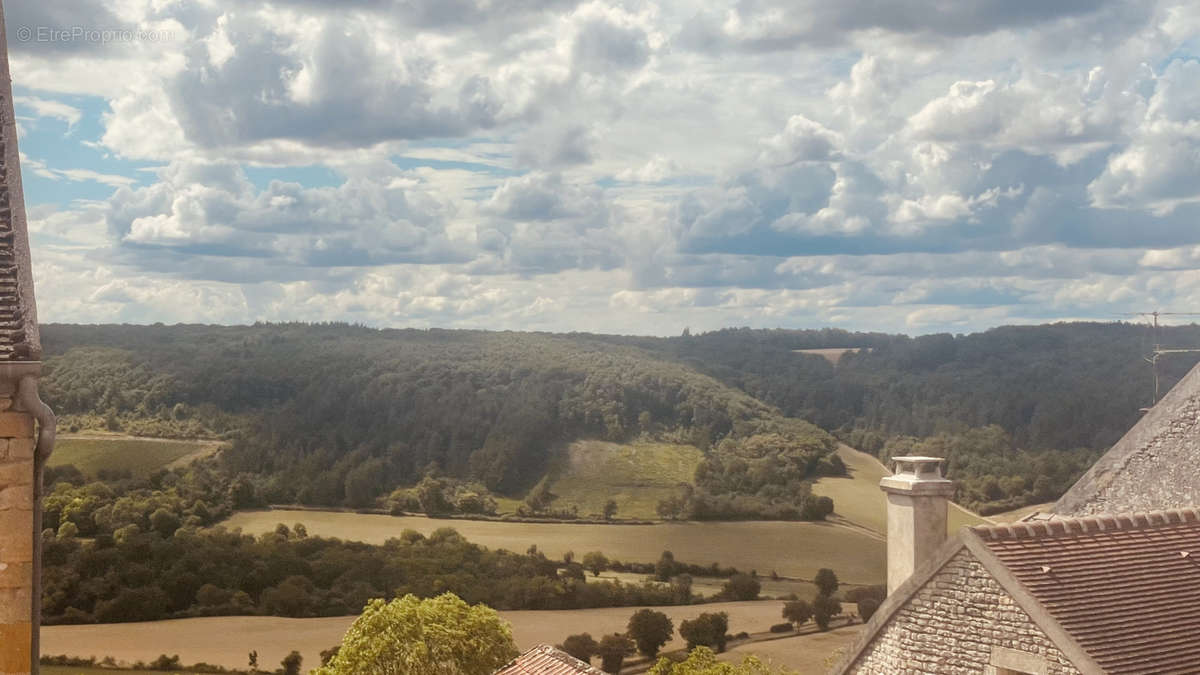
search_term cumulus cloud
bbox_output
[11,0,1200,335]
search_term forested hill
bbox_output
[38,324,838,514]
[601,322,1200,455]
[37,321,1196,515]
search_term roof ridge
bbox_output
[971,506,1200,541]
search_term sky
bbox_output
[6,0,1200,336]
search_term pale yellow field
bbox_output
[42,601,791,672]
[812,445,988,536]
[221,509,885,583]
[720,624,866,674]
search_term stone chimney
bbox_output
[880,456,954,594]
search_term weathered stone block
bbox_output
[0,460,29,487]
[0,587,30,623]
[0,621,31,673]
[0,484,29,511]
[0,509,32,560]
[4,438,31,460]
[0,412,31,439]
[0,560,29,589]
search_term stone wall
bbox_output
[0,410,34,675]
[847,550,1079,675]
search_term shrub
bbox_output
[597,633,635,674]
[559,633,599,663]
[768,623,793,633]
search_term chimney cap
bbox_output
[881,455,955,495]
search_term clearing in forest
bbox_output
[49,435,220,479]
[542,439,704,519]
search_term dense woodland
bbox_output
[39,321,1197,516]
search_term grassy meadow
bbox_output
[42,601,792,673]
[811,444,989,536]
[544,439,704,519]
[221,509,886,583]
[49,435,219,478]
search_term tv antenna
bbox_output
[1119,311,1200,410]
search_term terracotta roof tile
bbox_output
[493,644,607,675]
[973,507,1200,674]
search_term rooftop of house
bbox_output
[973,508,1200,674]
[493,644,607,675]
[1054,359,1200,517]
[837,507,1200,674]
[0,16,39,362]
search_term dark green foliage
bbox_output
[627,609,674,658]
[597,633,634,673]
[679,612,729,652]
[720,573,760,601]
[812,594,842,630]
[40,523,687,625]
[814,568,839,597]
[856,597,880,621]
[559,633,599,663]
[583,551,609,577]
[782,599,812,629]
[40,324,837,516]
[281,650,303,675]
[768,622,793,633]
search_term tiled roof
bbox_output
[0,22,38,362]
[493,644,607,675]
[973,508,1200,674]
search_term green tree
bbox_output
[524,476,558,513]
[812,594,842,631]
[281,650,302,675]
[559,633,599,663]
[603,499,618,520]
[597,633,635,674]
[247,650,258,670]
[628,609,674,658]
[679,612,729,653]
[649,646,795,674]
[655,550,677,581]
[314,593,517,675]
[721,573,760,601]
[582,551,609,577]
[813,568,839,597]
[149,508,181,537]
[781,600,811,629]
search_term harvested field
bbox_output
[720,624,866,674]
[221,509,886,584]
[42,601,790,672]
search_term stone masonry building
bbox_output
[0,3,57,674]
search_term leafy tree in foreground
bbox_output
[597,633,635,674]
[649,646,796,674]
[781,599,812,629]
[679,612,729,653]
[559,633,599,663]
[628,609,674,658]
[314,593,517,675]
